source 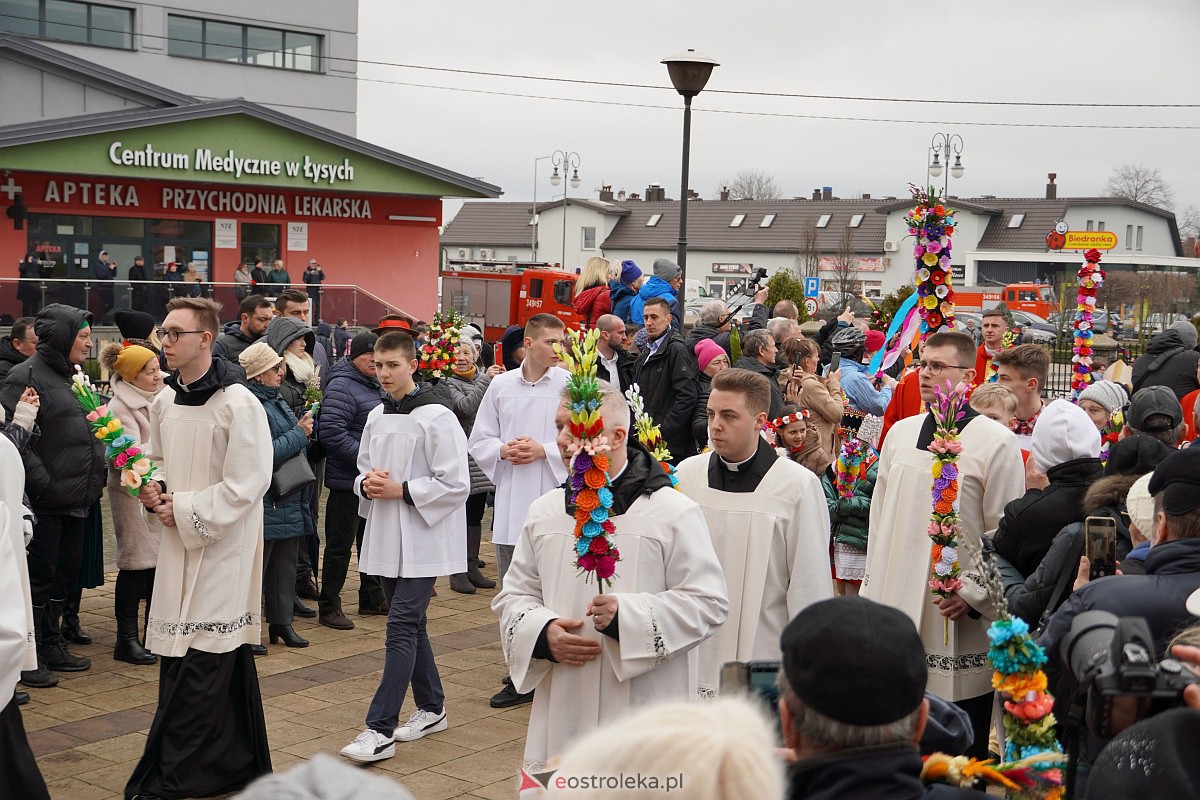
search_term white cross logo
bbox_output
[0,176,22,202]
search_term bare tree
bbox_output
[718,170,782,201]
[1103,164,1175,209]
[794,218,821,279]
[827,227,859,304]
[1177,205,1200,240]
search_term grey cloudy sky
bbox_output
[357,1,1200,221]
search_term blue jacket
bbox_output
[839,360,893,417]
[318,358,382,491]
[629,275,682,329]
[610,279,638,323]
[249,381,311,540]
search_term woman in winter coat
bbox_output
[240,342,315,649]
[692,338,731,450]
[782,338,844,453]
[822,444,878,596]
[100,341,164,665]
[609,260,643,324]
[572,256,612,329]
[445,341,505,593]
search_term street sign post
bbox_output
[804,277,820,298]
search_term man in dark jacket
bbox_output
[734,329,786,420]
[1040,448,1200,790]
[89,250,116,323]
[632,297,697,464]
[317,332,387,627]
[0,316,36,382]
[214,294,273,363]
[781,597,984,800]
[685,290,770,357]
[128,255,151,314]
[593,314,634,392]
[1132,322,1200,400]
[0,304,105,683]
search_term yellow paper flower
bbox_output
[922,252,939,266]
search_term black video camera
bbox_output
[1062,610,1199,738]
[748,267,768,291]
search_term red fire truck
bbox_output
[440,261,581,341]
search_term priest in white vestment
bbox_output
[861,331,1024,759]
[676,368,834,695]
[493,381,729,771]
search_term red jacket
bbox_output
[573,283,611,329]
[879,368,925,447]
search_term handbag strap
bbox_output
[1035,529,1085,635]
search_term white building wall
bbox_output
[1063,206,1176,257]
[30,0,358,134]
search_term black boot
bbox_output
[114,570,157,665]
[449,573,476,594]
[40,600,90,672]
[268,624,309,648]
[61,588,92,645]
[466,525,496,589]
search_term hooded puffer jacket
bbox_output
[319,358,382,491]
[1131,327,1200,399]
[247,380,311,540]
[572,282,611,329]
[266,316,316,417]
[0,304,105,515]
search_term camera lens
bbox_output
[1063,610,1119,683]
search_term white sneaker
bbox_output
[393,709,448,742]
[340,729,395,762]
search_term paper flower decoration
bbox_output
[904,185,957,340]
[418,308,463,381]
[71,366,157,496]
[1071,250,1105,400]
[624,384,678,488]
[926,380,969,627]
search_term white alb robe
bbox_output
[0,435,35,694]
[675,453,835,694]
[861,412,1024,700]
[492,482,729,771]
[355,403,470,578]
[467,365,569,547]
[147,385,272,657]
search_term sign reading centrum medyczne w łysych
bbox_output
[108,141,356,186]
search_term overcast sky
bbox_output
[357,1,1200,223]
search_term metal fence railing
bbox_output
[0,278,413,328]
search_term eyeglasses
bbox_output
[155,328,207,343]
[919,362,973,377]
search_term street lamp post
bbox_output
[531,155,549,261]
[662,49,719,288]
[549,150,581,269]
[927,133,965,197]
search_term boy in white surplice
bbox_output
[339,332,470,764]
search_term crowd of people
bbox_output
[3,255,1200,800]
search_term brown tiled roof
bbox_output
[601,199,889,253]
[976,199,1069,251]
[441,202,534,247]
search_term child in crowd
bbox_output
[821,411,877,596]
[969,383,1018,430]
[772,404,832,476]
[340,332,470,764]
[1078,380,1128,465]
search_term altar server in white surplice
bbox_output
[676,368,834,696]
[861,330,1024,760]
[492,381,728,772]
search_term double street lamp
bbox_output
[662,49,719,288]
[928,133,965,197]
[549,150,581,269]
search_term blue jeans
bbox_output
[365,576,443,737]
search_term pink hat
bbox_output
[694,338,728,371]
[865,329,886,354]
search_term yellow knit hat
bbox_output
[114,344,156,383]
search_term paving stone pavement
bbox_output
[21,546,527,800]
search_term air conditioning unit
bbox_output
[479,248,494,260]
[457,248,471,259]
[883,240,899,252]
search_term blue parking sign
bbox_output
[804,277,820,298]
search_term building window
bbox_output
[848,213,864,228]
[581,226,596,250]
[1,0,133,49]
[241,222,280,266]
[1136,225,1144,250]
[167,15,323,72]
[1085,220,1094,231]
[1097,221,1106,231]
[729,214,745,228]
[1008,213,1025,228]
[816,214,832,228]
[1126,225,1133,250]
[760,213,776,228]
[646,213,662,227]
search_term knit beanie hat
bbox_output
[694,338,727,372]
[1031,399,1101,473]
[113,309,156,342]
[865,329,886,354]
[113,344,156,382]
[1125,473,1155,539]
[1169,319,1198,349]
[620,259,643,284]
[1078,380,1128,415]
[653,257,682,281]
[239,341,284,380]
[349,332,377,361]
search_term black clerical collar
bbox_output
[915,403,980,452]
[708,437,778,493]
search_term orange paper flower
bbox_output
[575,490,599,512]
[584,469,607,489]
